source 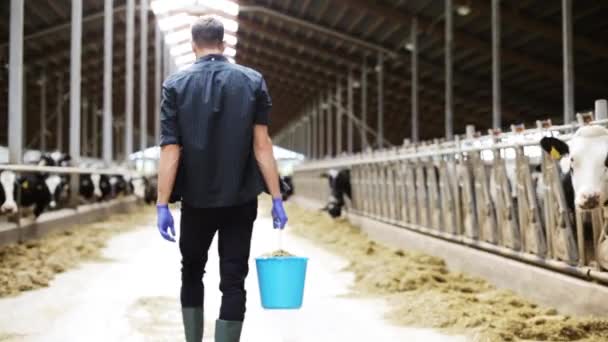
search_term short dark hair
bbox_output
[191,16,224,47]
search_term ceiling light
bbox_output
[151,0,196,14]
[456,4,471,16]
[158,13,194,32]
[200,0,239,17]
[227,57,236,64]
[215,16,238,33]
[404,42,414,51]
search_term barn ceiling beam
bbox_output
[330,0,606,94]
[469,0,608,60]
[239,33,528,125]
[237,17,560,119]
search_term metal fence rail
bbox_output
[293,117,608,284]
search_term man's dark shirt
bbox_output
[160,54,272,208]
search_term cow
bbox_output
[0,170,18,215]
[90,173,111,201]
[144,176,158,204]
[0,171,51,218]
[321,169,351,218]
[18,173,52,217]
[540,125,608,210]
[44,174,69,210]
[110,175,131,197]
[279,176,294,201]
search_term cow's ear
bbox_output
[540,137,569,160]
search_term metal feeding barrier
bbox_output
[293,111,608,284]
[0,163,143,233]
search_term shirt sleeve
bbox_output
[159,80,180,146]
[254,77,272,125]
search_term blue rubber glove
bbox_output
[157,204,176,242]
[271,198,288,229]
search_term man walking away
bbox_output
[155,16,288,342]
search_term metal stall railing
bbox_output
[293,117,608,284]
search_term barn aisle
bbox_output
[0,204,464,342]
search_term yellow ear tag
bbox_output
[550,147,561,160]
[22,181,29,189]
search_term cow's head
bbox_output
[90,173,103,199]
[0,171,17,214]
[45,175,64,209]
[541,125,608,210]
[131,178,147,199]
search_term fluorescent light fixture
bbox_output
[165,29,190,44]
[170,42,192,56]
[175,53,195,66]
[227,57,236,64]
[456,4,471,16]
[224,33,237,46]
[151,0,196,14]
[215,16,238,33]
[158,13,193,32]
[224,46,237,57]
[200,0,239,17]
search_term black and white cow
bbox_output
[280,176,294,201]
[540,125,608,210]
[0,170,18,215]
[0,171,51,218]
[44,174,69,210]
[321,169,351,218]
[110,175,130,197]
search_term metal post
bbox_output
[445,0,454,140]
[69,0,82,164]
[69,0,83,206]
[326,89,333,157]
[376,52,384,148]
[155,21,162,146]
[336,78,343,155]
[56,74,64,151]
[125,0,135,159]
[361,56,368,149]
[39,68,47,151]
[92,98,98,157]
[8,0,24,164]
[492,0,501,129]
[319,97,325,157]
[347,67,354,153]
[312,106,317,159]
[411,18,419,143]
[139,0,148,151]
[103,0,113,164]
[82,97,88,156]
[306,114,312,158]
[562,0,574,124]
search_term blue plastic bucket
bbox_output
[255,256,308,309]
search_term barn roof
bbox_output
[236,0,608,144]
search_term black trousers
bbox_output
[179,199,257,322]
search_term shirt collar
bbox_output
[196,54,228,63]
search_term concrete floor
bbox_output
[0,206,467,342]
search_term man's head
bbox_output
[191,16,225,56]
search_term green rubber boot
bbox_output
[182,307,204,342]
[214,319,243,342]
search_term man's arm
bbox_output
[253,124,281,199]
[157,144,181,205]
